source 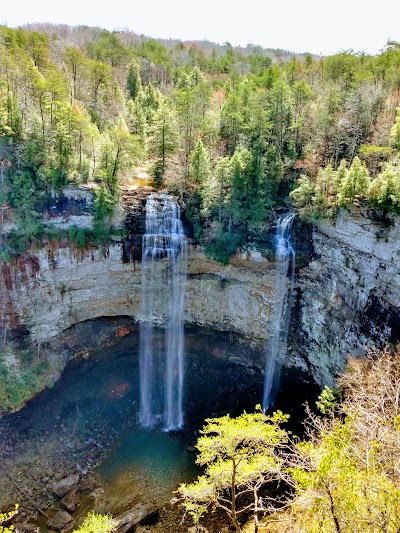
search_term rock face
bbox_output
[297,208,400,386]
[0,244,275,343]
[3,199,400,388]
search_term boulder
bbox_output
[47,510,75,532]
[114,503,159,531]
[52,474,80,498]
[60,487,81,512]
[14,524,40,533]
[80,475,96,493]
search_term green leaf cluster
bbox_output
[72,512,116,533]
[176,408,289,531]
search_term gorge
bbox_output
[1,190,400,532]
[2,189,399,393]
[1,21,400,532]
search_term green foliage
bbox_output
[73,512,116,532]
[316,385,340,415]
[204,223,244,264]
[96,118,141,194]
[176,407,289,531]
[338,156,371,206]
[7,169,44,251]
[92,185,116,244]
[1,24,400,255]
[0,345,60,413]
[148,102,179,186]
[390,107,400,150]
[368,160,400,212]
[189,140,210,185]
[67,226,88,248]
[0,504,18,533]
[126,59,142,100]
[290,348,400,532]
[290,174,318,219]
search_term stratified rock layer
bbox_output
[298,208,400,385]
[0,245,275,343]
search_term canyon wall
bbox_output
[2,193,400,388]
[297,208,400,386]
[0,244,275,343]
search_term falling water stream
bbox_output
[139,194,187,430]
[263,212,296,410]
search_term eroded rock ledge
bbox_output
[0,244,275,343]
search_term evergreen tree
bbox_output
[338,156,371,205]
[368,160,400,212]
[126,99,147,148]
[148,102,179,185]
[126,58,142,100]
[390,106,400,150]
[202,156,231,222]
[267,77,295,159]
[189,139,210,186]
[97,117,141,193]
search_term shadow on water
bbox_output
[0,322,317,527]
[0,326,264,513]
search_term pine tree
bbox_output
[190,139,210,186]
[126,58,142,100]
[202,156,230,222]
[148,102,179,185]
[176,409,289,532]
[338,156,371,205]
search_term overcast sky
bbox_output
[1,0,399,56]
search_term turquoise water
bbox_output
[99,428,199,502]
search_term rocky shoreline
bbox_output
[0,319,270,533]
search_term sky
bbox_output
[1,0,399,56]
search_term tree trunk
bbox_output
[230,460,241,531]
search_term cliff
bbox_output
[297,208,400,386]
[0,244,275,343]
[2,189,400,389]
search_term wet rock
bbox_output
[114,503,159,531]
[14,524,40,532]
[90,487,104,498]
[80,475,96,493]
[47,510,75,532]
[60,487,81,513]
[52,474,80,498]
[186,445,196,453]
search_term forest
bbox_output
[2,23,400,533]
[0,24,400,261]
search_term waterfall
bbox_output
[139,194,187,431]
[263,212,296,410]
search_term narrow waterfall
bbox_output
[263,212,296,410]
[139,194,187,431]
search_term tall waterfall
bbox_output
[139,194,187,431]
[263,212,296,410]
